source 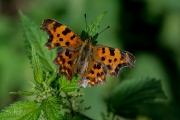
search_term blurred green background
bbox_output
[0,0,180,119]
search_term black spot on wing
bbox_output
[65,49,73,59]
[102,48,105,54]
[90,70,94,74]
[70,35,76,40]
[68,61,72,66]
[114,58,117,62]
[62,27,71,35]
[109,48,115,56]
[53,22,62,32]
[65,51,69,56]
[93,64,97,69]
[97,64,101,70]
[97,73,100,77]
[57,34,60,37]
[65,42,70,46]
[108,59,112,63]
[93,63,102,70]
[59,38,63,41]
[101,57,105,61]
[107,65,111,70]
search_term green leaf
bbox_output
[0,101,41,120]
[81,11,107,42]
[41,96,62,120]
[45,70,57,86]
[19,11,55,73]
[31,45,43,84]
[58,75,79,93]
[9,91,34,96]
[107,78,167,118]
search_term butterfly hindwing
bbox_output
[53,48,79,80]
[93,45,136,77]
[40,19,83,49]
[78,58,107,87]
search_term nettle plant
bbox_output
[0,12,167,120]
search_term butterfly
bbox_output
[40,19,136,88]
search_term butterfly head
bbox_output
[85,36,93,44]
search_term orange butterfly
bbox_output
[40,19,136,87]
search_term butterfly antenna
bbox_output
[84,13,88,30]
[98,25,111,35]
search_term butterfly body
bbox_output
[40,19,136,87]
[78,37,93,63]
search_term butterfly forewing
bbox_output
[40,19,83,49]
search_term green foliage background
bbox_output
[0,0,180,119]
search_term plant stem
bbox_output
[65,92,74,117]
